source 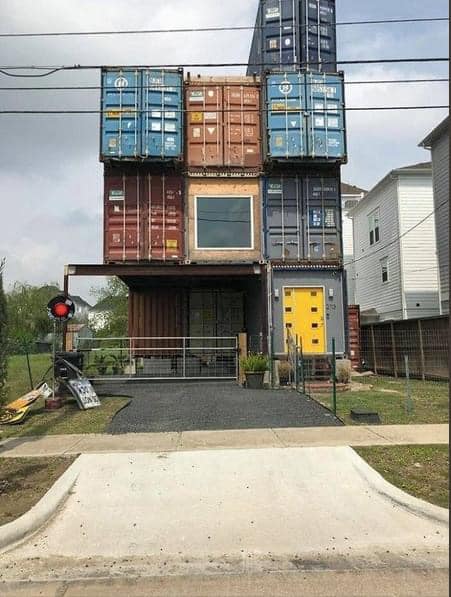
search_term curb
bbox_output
[349,447,449,525]
[0,459,79,552]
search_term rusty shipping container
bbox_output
[104,166,184,263]
[187,178,262,263]
[185,76,262,173]
[128,288,184,339]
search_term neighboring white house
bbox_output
[419,117,449,314]
[341,183,367,304]
[88,298,114,332]
[350,162,440,322]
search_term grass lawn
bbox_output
[314,375,449,425]
[0,456,76,525]
[5,353,53,403]
[0,396,130,440]
[2,352,129,439]
[355,445,449,509]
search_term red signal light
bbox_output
[47,295,75,322]
[53,302,71,318]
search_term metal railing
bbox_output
[76,336,238,381]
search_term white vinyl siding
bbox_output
[352,178,403,320]
[398,174,440,318]
[431,132,449,312]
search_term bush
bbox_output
[336,359,352,384]
[278,360,293,384]
[240,353,268,373]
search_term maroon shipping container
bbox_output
[128,288,183,338]
[185,77,262,172]
[348,305,361,370]
[104,169,184,262]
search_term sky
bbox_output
[0,0,448,300]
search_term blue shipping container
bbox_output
[101,69,183,160]
[266,72,346,161]
[247,0,336,75]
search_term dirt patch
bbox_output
[350,382,373,392]
[379,388,401,395]
[0,456,75,526]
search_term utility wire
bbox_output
[0,106,447,115]
[0,17,447,38]
[0,57,448,72]
[0,78,448,91]
[343,200,448,268]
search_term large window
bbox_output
[368,208,380,246]
[195,196,253,249]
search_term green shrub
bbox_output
[278,360,293,383]
[240,353,269,373]
[336,359,352,384]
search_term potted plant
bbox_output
[240,353,269,390]
[94,352,109,376]
[111,354,127,376]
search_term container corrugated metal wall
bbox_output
[347,304,361,369]
[104,167,184,262]
[265,72,346,161]
[128,288,183,340]
[185,78,262,172]
[247,0,337,75]
[263,173,341,262]
[101,68,183,161]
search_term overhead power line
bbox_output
[0,106,447,115]
[0,16,447,38]
[0,57,448,74]
[343,200,448,268]
[0,78,448,92]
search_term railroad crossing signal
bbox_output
[47,295,75,322]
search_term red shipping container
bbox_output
[104,167,184,262]
[185,77,261,172]
[348,305,361,370]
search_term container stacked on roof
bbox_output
[247,0,346,356]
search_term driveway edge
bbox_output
[349,448,449,525]
[0,459,80,553]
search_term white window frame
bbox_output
[368,207,380,246]
[194,195,254,251]
[380,257,389,284]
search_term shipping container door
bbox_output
[141,70,183,159]
[283,287,326,353]
[304,175,341,260]
[300,0,337,71]
[143,175,184,261]
[305,73,345,159]
[186,85,223,167]
[267,73,306,158]
[101,70,141,158]
[264,178,303,260]
[224,85,261,168]
[262,0,298,69]
[104,172,142,262]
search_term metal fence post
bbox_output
[404,355,414,414]
[129,337,133,379]
[417,320,426,381]
[332,338,337,416]
[182,337,186,378]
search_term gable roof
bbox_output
[419,117,449,148]
[341,183,367,196]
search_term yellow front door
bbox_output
[283,287,326,354]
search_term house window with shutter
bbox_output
[380,257,389,283]
[368,208,380,246]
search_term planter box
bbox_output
[245,372,265,390]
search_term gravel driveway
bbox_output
[98,381,343,433]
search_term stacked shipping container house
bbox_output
[98,0,347,378]
[247,0,347,359]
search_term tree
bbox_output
[90,277,128,337]
[7,283,61,352]
[0,259,8,404]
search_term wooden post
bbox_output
[418,320,426,381]
[238,333,247,386]
[390,322,398,378]
[370,325,378,375]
